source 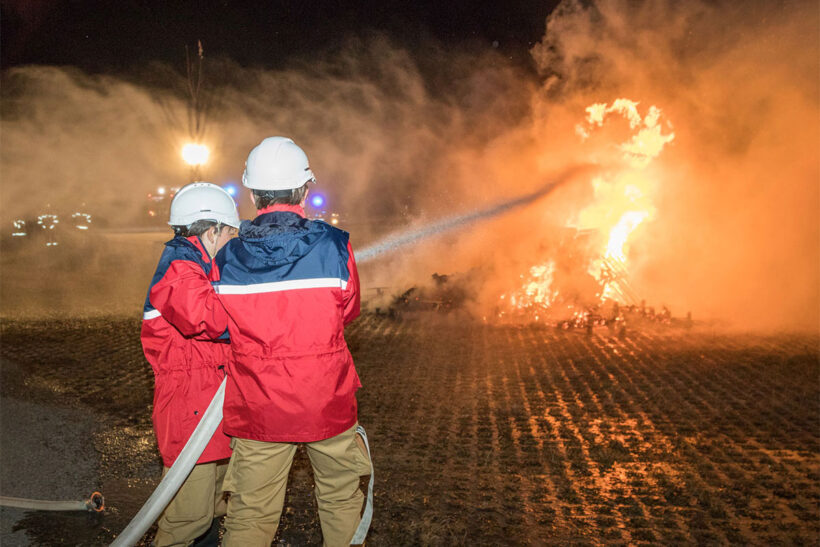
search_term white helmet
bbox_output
[168,182,240,228]
[242,136,316,191]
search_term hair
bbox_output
[253,183,309,209]
[172,219,227,238]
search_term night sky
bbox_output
[2,0,560,73]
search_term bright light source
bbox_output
[223,184,238,197]
[157,186,166,195]
[182,143,210,166]
[310,194,325,208]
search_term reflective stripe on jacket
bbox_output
[141,235,232,467]
[212,204,361,442]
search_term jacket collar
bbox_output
[256,204,306,218]
[185,235,211,262]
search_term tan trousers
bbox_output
[222,424,371,547]
[155,461,228,547]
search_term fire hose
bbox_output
[0,492,104,512]
[111,377,374,546]
[111,378,226,546]
[350,424,374,545]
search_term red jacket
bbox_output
[141,235,232,467]
[212,204,361,442]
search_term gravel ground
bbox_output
[0,393,100,546]
[0,313,818,545]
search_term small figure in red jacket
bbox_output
[141,182,240,546]
[213,137,372,546]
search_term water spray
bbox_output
[356,166,589,264]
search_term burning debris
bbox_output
[496,99,676,327]
[369,262,690,333]
[366,98,686,332]
[550,300,690,335]
[366,272,477,317]
[390,273,473,314]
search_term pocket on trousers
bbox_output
[221,446,238,494]
[353,431,372,476]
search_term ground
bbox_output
[0,313,818,545]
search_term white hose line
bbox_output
[350,425,374,545]
[0,492,104,512]
[110,377,226,547]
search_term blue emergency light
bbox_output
[310,194,325,208]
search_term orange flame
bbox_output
[501,99,674,317]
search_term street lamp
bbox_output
[181,143,210,181]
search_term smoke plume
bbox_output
[1,1,817,331]
[528,0,819,330]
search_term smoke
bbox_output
[364,0,819,332]
[1,1,817,331]
[526,0,820,331]
[0,36,535,316]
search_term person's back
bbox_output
[142,234,232,463]
[213,203,360,441]
[214,137,369,547]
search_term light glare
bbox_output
[310,194,325,208]
[182,143,210,166]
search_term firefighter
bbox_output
[213,137,370,546]
[141,182,240,546]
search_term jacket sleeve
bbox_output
[342,240,361,326]
[149,259,228,339]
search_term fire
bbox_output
[605,210,649,261]
[500,99,675,320]
[504,261,558,313]
[577,100,674,169]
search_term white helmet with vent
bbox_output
[168,182,240,228]
[242,136,316,191]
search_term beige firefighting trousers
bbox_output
[154,460,228,547]
[222,423,371,547]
